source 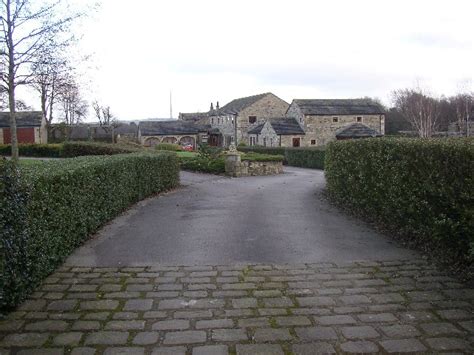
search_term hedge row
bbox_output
[241,152,284,162]
[0,142,142,158]
[179,156,226,174]
[325,137,474,265]
[0,152,180,311]
[61,141,141,157]
[0,144,63,158]
[285,148,325,169]
[238,146,287,157]
[238,146,325,169]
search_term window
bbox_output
[333,117,339,123]
[249,116,257,124]
[270,138,273,146]
[211,118,214,125]
[311,139,316,145]
[263,138,267,147]
[357,116,362,122]
[292,138,300,147]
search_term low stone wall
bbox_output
[225,153,283,177]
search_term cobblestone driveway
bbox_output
[1,259,473,354]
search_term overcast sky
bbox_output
[31,0,474,120]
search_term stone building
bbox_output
[286,99,385,146]
[248,118,305,147]
[179,93,289,147]
[0,111,47,144]
[138,120,209,148]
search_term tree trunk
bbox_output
[6,0,19,161]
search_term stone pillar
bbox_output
[225,144,242,177]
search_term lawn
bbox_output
[176,151,198,158]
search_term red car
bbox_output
[181,144,194,151]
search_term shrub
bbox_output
[285,147,325,169]
[61,141,140,157]
[241,152,284,162]
[179,156,225,174]
[0,144,63,158]
[325,137,474,266]
[155,143,182,151]
[198,143,223,160]
[238,146,287,157]
[0,152,179,311]
[238,146,325,168]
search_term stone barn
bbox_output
[286,99,385,146]
[0,111,47,144]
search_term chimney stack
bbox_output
[216,101,220,110]
[210,102,214,111]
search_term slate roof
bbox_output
[335,123,382,138]
[248,118,305,135]
[0,111,42,128]
[179,112,210,122]
[292,99,384,116]
[139,120,207,136]
[217,93,270,115]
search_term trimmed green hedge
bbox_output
[0,144,63,158]
[241,152,284,162]
[285,148,325,169]
[61,141,141,157]
[238,146,287,157]
[179,156,225,174]
[238,146,325,168]
[0,152,179,311]
[325,137,474,264]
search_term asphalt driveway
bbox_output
[67,167,416,266]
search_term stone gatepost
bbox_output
[224,144,242,177]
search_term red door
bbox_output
[3,128,35,144]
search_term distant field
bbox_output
[176,151,197,158]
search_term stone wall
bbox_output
[225,153,283,177]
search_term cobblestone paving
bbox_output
[1,259,473,354]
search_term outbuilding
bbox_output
[0,111,47,144]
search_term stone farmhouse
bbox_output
[0,111,47,144]
[180,92,290,146]
[138,94,385,149]
[285,99,385,147]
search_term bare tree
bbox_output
[0,0,79,161]
[450,92,473,136]
[392,87,441,138]
[58,76,87,127]
[31,48,70,131]
[92,100,118,142]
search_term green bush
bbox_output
[238,146,287,157]
[0,144,63,158]
[179,156,225,174]
[242,152,284,162]
[325,137,474,265]
[61,141,140,157]
[285,148,325,169]
[0,152,179,311]
[238,146,325,168]
[155,143,182,151]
